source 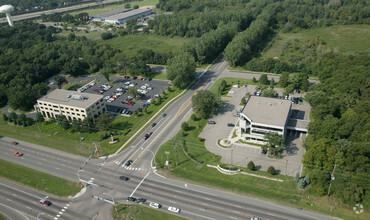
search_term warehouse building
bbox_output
[90,8,152,24]
[35,89,106,121]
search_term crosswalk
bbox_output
[114,160,148,171]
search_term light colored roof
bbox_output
[107,8,152,20]
[38,89,103,109]
[91,8,131,18]
[242,96,291,127]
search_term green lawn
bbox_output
[263,24,370,58]
[112,204,186,220]
[101,33,190,57]
[71,0,159,16]
[0,159,80,197]
[0,87,182,157]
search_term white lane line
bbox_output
[26,206,31,209]
[55,167,61,170]
[130,171,151,197]
[6,198,11,201]
[181,210,216,220]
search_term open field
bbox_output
[263,25,370,58]
[0,159,80,197]
[71,0,159,16]
[0,87,182,157]
[112,204,186,220]
[102,33,190,56]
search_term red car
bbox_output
[62,82,68,85]
[39,199,52,206]
[143,132,152,140]
[13,152,23,157]
[126,102,134,106]
[11,141,18,145]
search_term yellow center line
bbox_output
[176,85,204,117]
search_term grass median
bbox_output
[0,159,80,197]
[112,204,186,220]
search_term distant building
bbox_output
[35,89,106,121]
[90,8,152,24]
[238,96,292,141]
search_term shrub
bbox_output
[247,161,255,171]
[101,32,113,40]
[294,172,300,182]
[267,166,276,175]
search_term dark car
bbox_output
[11,141,18,145]
[161,113,167,117]
[208,121,216,125]
[227,123,234,127]
[262,149,267,154]
[39,199,52,206]
[135,198,147,203]
[151,123,157,127]
[125,160,133,167]
[119,176,129,181]
[127,197,136,202]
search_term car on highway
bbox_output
[11,141,18,145]
[125,160,133,167]
[149,202,161,209]
[151,123,157,127]
[39,199,52,206]
[143,132,152,140]
[13,152,23,157]
[208,121,216,124]
[168,206,181,213]
[250,217,262,220]
[227,123,234,127]
[119,176,129,181]
[161,113,167,117]
[127,197,136,202]
[135,198,147,203]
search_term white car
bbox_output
[149,202,161,209]
[141,86,146,90]
[104,96,110,100]
[116,87,123,91]
[90,82,96,86]
[129,83,135,87]
[147,86,153,90]
[229,90,235,94]
[168,206,180,213]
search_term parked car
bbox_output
[227,123,234,127]
[168,206,181,213]
[208,121,216,124]
[127,197,136,202]
[135,198,147,203]
[39,199,52,206]
[149,202,161,209]
[126,102,134,106]
[261,149,267,155]
[125,160,133,167]
[13,152,23,157]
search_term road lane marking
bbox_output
[130,171,151,197]
[182,210,216,220]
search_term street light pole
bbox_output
[103,193,117,212]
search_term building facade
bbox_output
[238,96,292,141]
[90,8,152,24]
[35,89,106,121]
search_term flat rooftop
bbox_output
[38,89,103,109]
[242,96,292,127]
[91,8,131,18]
[107,8,152,20]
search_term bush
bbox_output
[181,122,189,131]
[294,172,300,182]
[101,32,113,40]
[2,113,8,121]
[247,161,255,171]
[267,166,276,175]
[190,113,197,121]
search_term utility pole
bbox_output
[173,141,178,166]
[327,164,336,196]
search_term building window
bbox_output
[72,112,75,115]
[77,114,80,116]
[76,109,79,112]
[70,108,74,111]
[81,110,85,113]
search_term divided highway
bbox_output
[0,59,336,220]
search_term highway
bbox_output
[0,59,336,220]
[0,0,118,25]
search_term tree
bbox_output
[101,66,112,82]
[2,113,8,121]
[36,112,44,122]
[124,3,131,9]
[248,161,255,171]
[18,113,27,126]
[259,74,269,85]
[95,113,114,131]
[264,133,285,156]
[270,78,275,86]
[280,72,289,88]
[81,117,94,133]
[133,5,139,9]
[101,32,113,40]
[252,77,257,83]
[181,122,189,131]
[294,172,300,183]
[192,90,218,119]
[8,112,18,123]
[267,166,276,175]
[71,118,81,132]
[262,89,278,98]
[56,115,70,130]
[167,53,196,88]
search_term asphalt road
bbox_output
[0,59,336,220]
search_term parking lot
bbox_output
[64,75,169,116]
